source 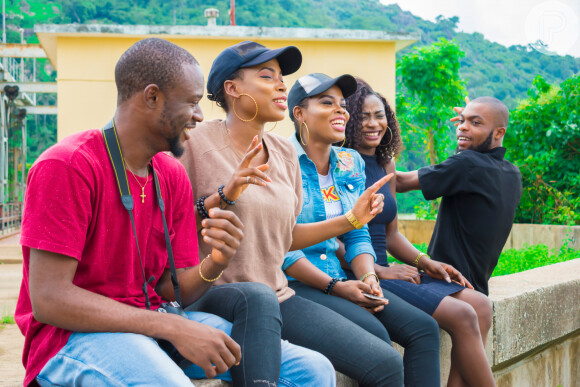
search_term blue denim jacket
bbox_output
[283,135,376,281]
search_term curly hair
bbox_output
[343,78,402,169]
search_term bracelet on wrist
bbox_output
[324,278,343,295]
[413,252,429,268]
[199,254,224,282]
[360,272,379,284]
[345,210,364,230]
[217,185,236,206]
[196,196,210,220]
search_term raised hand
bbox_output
[222,136,272,203]
[200,208,244,266]
[350,173,393,225]
[450,96,470,126]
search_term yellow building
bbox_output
[35,24,418,140]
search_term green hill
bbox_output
[6,0,578,109]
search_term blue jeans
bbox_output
[38,311,334,386]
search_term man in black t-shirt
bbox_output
[397,97,522,294]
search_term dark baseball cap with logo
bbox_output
[288,73,358,120]
[207,41,302,100]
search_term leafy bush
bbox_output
[492,241,579,277]
[505,75,580,225]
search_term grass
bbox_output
[1,315,15,325]
[387,242,579,277]
[492,241,579,277]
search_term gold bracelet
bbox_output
[199,254,224,282]
[360,272,379,284]
[413,252,429,268]
[345,210,364,230]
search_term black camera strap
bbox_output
[102,120,183,309]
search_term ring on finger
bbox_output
[246,176,250,184]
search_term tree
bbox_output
[505,75,580,225]
[394,39,467,216]
[396,38,467,166]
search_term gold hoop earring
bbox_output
[339,136,346,148]
[265,121,277,133]
[385,127,393,145]
[233,94,258,122]
[299,122,310,146]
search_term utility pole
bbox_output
[2,0,6,44]
[230,0,235,26]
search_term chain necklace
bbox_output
[225,124,247,160]
[125,162,149,203]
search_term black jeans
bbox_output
[280,293,405,387]
[186,282,282,386]
[290,282,441,387]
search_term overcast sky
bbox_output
[380,0,580,58]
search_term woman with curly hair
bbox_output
[344,78,496,387]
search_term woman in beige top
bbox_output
[180,41,404,386]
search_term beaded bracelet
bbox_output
[324,278,342,295]
[218,185,236,206]
[196,196,209,219]
[413,252,429,268]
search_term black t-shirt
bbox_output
[418,147,522,295]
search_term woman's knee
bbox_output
[221,282,280,316]
[452,302,480,334]
[471,292,493,333]
[362,346,404,387]
[417,314,440,345]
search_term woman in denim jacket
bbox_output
[284,73,445,387]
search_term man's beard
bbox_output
[456,130,493,154]
[159,109,185,157]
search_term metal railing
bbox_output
[0,201,21,235]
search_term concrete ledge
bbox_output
[191,259,580,387]
[488,259,580,366]
[397,220,580,250]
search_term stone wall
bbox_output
[192,259,580,387]
[397,220,580,251]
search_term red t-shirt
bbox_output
[15,130,198,386]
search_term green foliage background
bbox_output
[3,0,579,224]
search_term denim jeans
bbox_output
[186,282,335,386]
[290,282,441,387]
[280,294,405,387]
[38,310,335,386]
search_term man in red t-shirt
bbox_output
[15,38,248,386]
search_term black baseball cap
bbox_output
[207,41,302,99]
[288,73,358,120]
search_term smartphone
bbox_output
[362,292,389,302]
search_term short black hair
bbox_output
[207,69,243,113]
[471,96,510,128]
[115,38,199,104]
